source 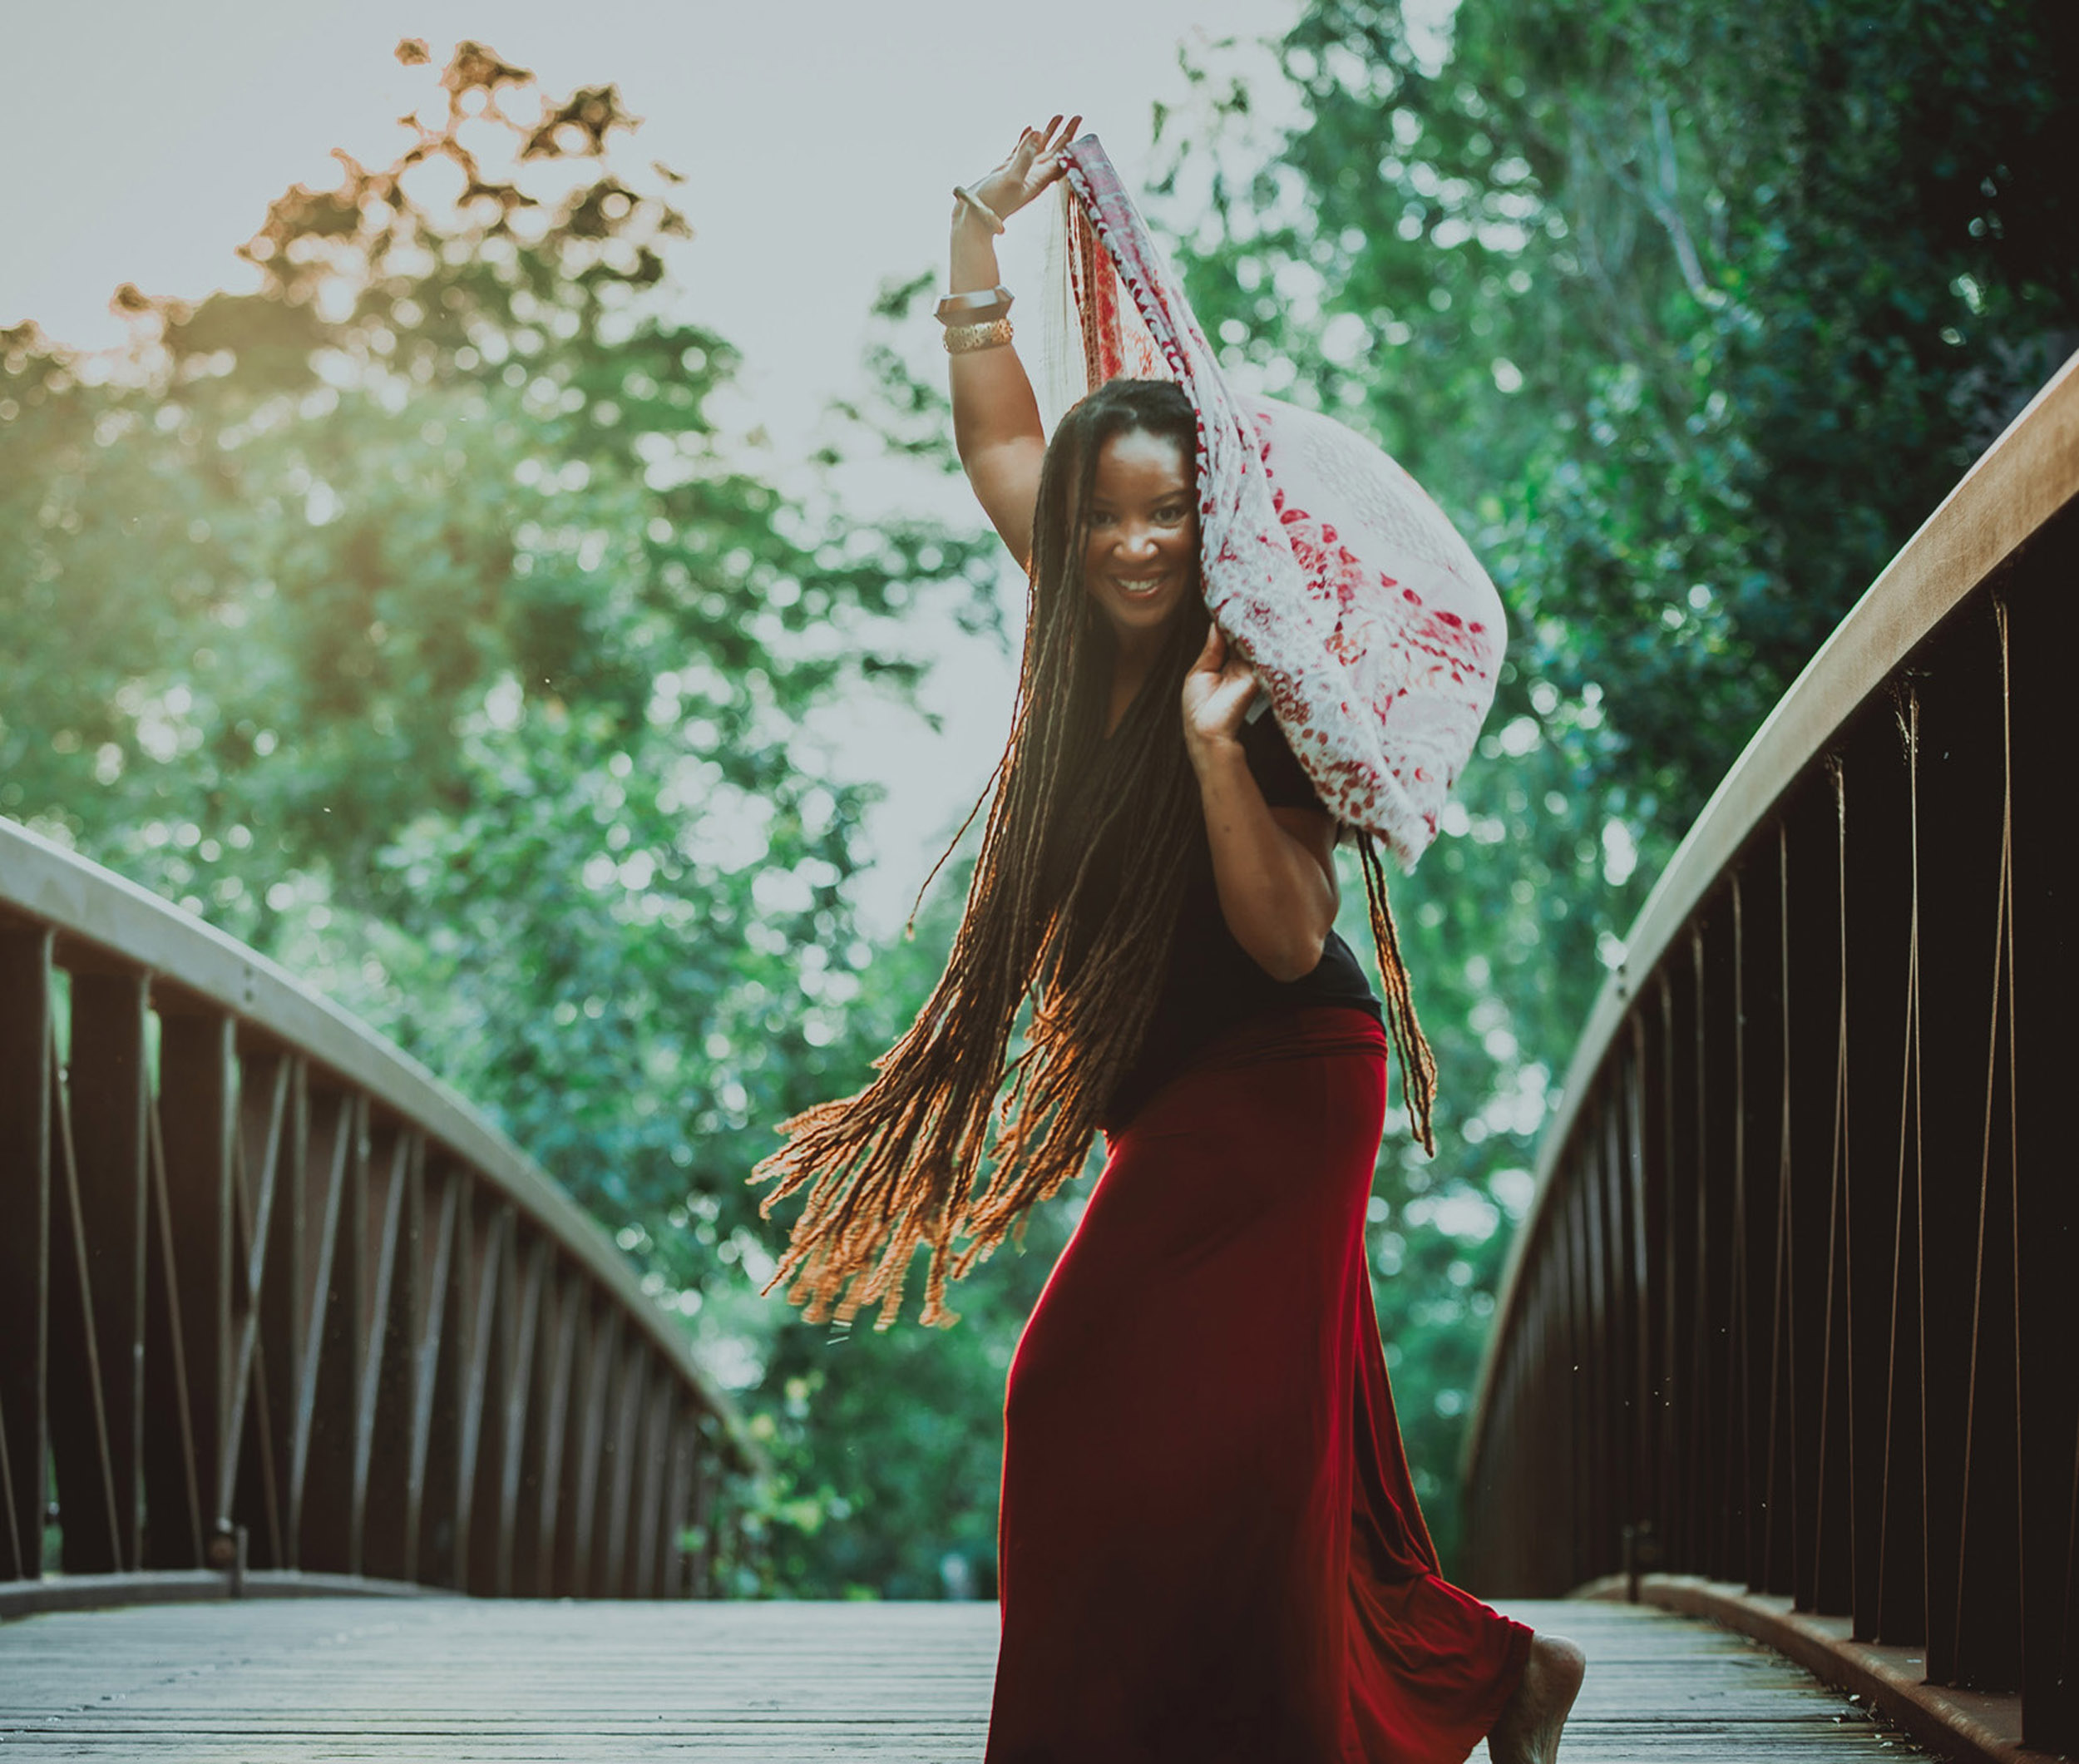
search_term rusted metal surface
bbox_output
[0,822,758,1603]
[1463,351,2079,1757]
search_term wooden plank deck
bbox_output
[0,1595,1923,1759]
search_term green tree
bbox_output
[0,40,1013,1592]
[1159,0,2077,1564]
[12,7,2070,1596]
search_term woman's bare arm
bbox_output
[1198,761,1340,982]
[1182,625,1339,981]
[948,118,1078,566]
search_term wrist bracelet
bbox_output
[952,185,1006,235]
[935,284,1014,324]
[943,318,1014,355]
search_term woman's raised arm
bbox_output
[947,117,1079,567]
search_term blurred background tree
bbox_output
[4,2,2074,1590]
[0,39,1020,1596]
[1154,0,2076,1557]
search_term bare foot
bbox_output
[1486,1633,1586,1764]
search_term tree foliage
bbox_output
[6,7,2072,1596]
[0,41,1011,1594]
[1159,0,2077,1559]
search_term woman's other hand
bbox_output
[967,115,1083,226]
[1182,621,1259,771]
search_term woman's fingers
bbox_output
[1182,624,1262,749]
[1008,114,1079,174]
[971,113,1083,218]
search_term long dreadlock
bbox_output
[753,378,1434,1328]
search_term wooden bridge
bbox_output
[3,358,2076,1762]
[1462,355,2079,1764]
[0,1595,1942,1758]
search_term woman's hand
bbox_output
[965,115,1083,227]
[1182,620,1260,772]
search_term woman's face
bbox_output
[1079,427,1198,643]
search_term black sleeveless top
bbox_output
[1094,710,1382,1128]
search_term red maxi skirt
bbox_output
[985,1006,1532,1763]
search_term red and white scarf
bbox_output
[1055,136,1505,868]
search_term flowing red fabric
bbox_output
[986,1007,1530,1762]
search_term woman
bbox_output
[757,120,1585,1762]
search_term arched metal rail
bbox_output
[0,820,760,1613]
[1461,352,2079,1762]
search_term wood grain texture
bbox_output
[0,1595,1926,1760]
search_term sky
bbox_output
[0,0,1300,930]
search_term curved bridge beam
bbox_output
[0,820,758,1607]
[1462,351,2079,1761]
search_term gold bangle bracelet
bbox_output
[943,318,1014,355]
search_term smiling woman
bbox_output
[752,122,1586,1762]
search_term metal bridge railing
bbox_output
[0,820,759,1608]
[1461,353,2079,1757]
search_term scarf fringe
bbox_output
[1356,831,1439,1156]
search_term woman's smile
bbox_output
[1104,570,1176,599]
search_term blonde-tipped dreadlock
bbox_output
[754,379,1435,1328]
[1356,831,1437,1155]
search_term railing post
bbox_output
[291,1085,360,1571]
[630,1377,674,1599]
[519,1255,579,1598]
[54,966,150,1573]
[412,1164,470,1589]
[558,1294,615,1598]
[490,1223,546,1596]
[465,1205,522,1597]
[150,1005,234,1570]
[2003,575,2079,1751]
[0,926,52,1583]
[662,1408,697,1599]
[408,1156,462,1584]
[241,1043,305,1569]
[595,1330,647,1598]
[359,1124,419,1580]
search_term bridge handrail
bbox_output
[0,818,743,1435]
[1468,350,2079,1461]
[1,816,760,1603]
[1460,348,2079,1760]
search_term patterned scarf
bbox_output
[1055,136,1504,869]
